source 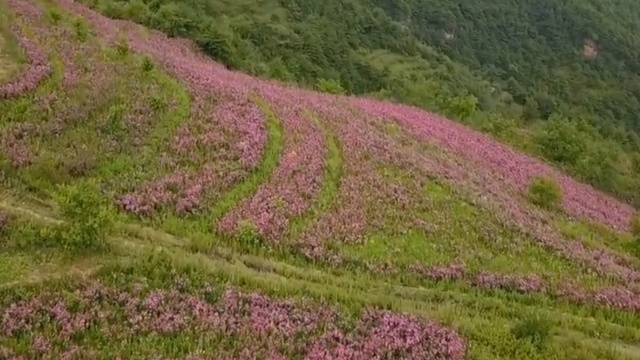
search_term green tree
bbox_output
[449,94,478,121]
[534,116,587,167]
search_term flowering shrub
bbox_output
[472,272,545,293]
[0,131,33,168]
[407,262,640,312]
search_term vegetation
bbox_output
[76,0,640,207]
[56,180,114,252]
[1,0,640,359]
[528,177,563,210]
[511,315,554,351]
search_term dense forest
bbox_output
[83,0,640,206]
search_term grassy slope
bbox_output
[0,0,639,359]
[68,0,640,208]
[0,6,23,83]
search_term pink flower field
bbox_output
[1,0,640,358]
[0,280,466,360]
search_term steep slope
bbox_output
[0,0,640,359]
[383,0,640,127]
[63,0,640,210]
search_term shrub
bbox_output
[235,220,263,248]
[511,315,552,350]
[46,8,62,24]
[141,55,154,72]
[55,180,114,253]
[73,18,89,42]
[528,176,562,209]
[315,78,346,95]
[116,38,130,57]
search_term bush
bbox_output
[630,216,640,258]
[315,78,346,95]
[141,55,155,72]
[73,18,89,42]
[235,220,263,248]
[46,8,62,24]
[528,177,563,209]
[116,37,130,58]
[511,315,552,350]
[55,180,114,253]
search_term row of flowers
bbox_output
[1,281,466,360]
[351,97,636,231]
[0,0,50,99]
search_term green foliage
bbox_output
[235,220,263,248]
[534,117,587,167]
[315,78,346,95]
[141,55,154,72]
[46,8,63,24]
[75,0,640,208]
[116,38,129,57]
[55,180,114,252]
[0,212,11,237]
[2,221,62,254]
[511,314,553,351]
[448,94,478,121]
[528,177,563,209]
[73,18,89,41]
[631,216,640,237]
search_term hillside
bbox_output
[1,0,640,359]
[70,0,640,208]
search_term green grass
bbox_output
[0,0,24,84]
[0,31,21,84]
[342,171,606,287]
[2,191,640,359]
[557,219,640,263]
[1,0,640,359]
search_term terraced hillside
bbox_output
[1,0,640,359]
